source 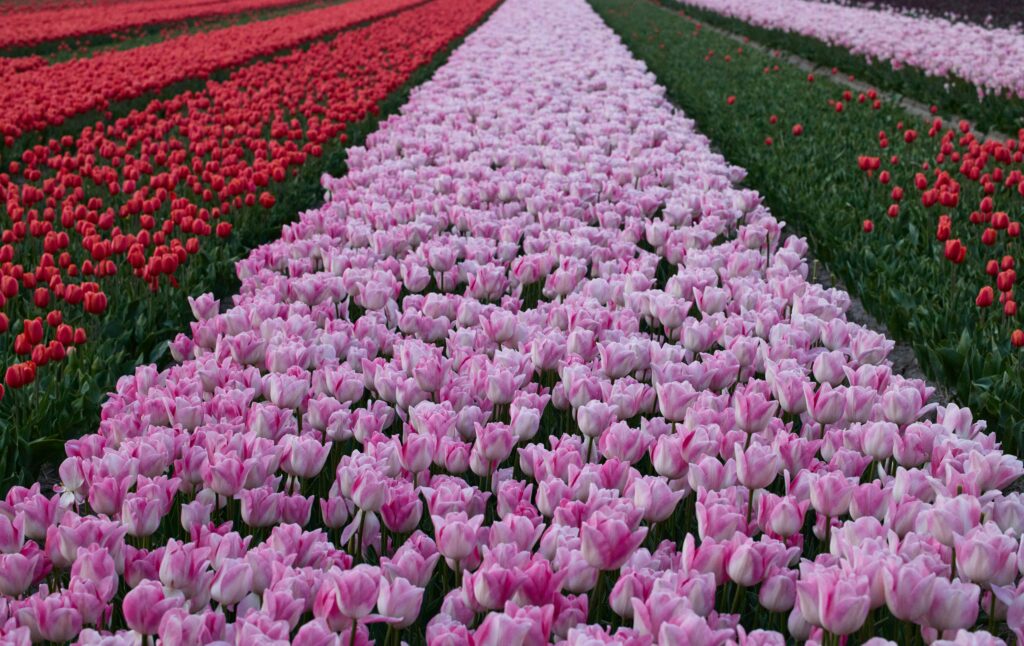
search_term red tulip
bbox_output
[944,239,966,264]
[47,340,66,362]
[0,275,18,298]
[1012,329,1024,347]
[862,219,874,233]
[24,318,43,344]
[31,344,48,367]
[56,324,73,346]
[33,287,48,308]
[998,270,1017,292]
[4,365,21,389]
[977,286,995,308]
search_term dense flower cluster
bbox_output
[0,0,327,50]
[1,0,1022,643]
[0,0,423,140]
[857,115,1024,346]
[678,0,1024,98]
[0,0,493,393]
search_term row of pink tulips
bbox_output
[2,0,1024,643]
[677,0,1024,99]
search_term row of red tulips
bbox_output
[0,0,425,141]
[0,0,324,51]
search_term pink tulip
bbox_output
[882,559,937,622]
[925,578,981,632]
[796,567,870,636]
[802,382,845,425]
[433,512,484,564]
[0,551,38,596]
[881,385,924,426]
[577,401,619,438]
[123,580,185,635]
[809,471,855,518]
[861,421,898,460]
[733,389,778,433]
[761,569,798,613]
[211,558,254,607]
[954,523,1018,586]
[656,381,700,422]
[581,512,648,571]
[377,576,424,628]
[735,442,780,490]
[630,476,687,522]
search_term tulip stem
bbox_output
[989,589,996,632]
[589,569,607,625]
[355,510,367,562]
[350,618,358,646]
[822,515,831,553]
[729,577,745,614]
[746,487,755,527]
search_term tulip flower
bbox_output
[580,512,648,571]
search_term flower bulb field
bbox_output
[3,0,1024,643]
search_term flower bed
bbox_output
[0,0,498,483]
[678,0,1024,97]
[0,0,1020,642]
[0,0,327,52]
[675,0,1024,134]
[0,0,425,140]
[595,0,1024,454]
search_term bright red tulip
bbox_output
[977,286,995,308]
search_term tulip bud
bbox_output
[976,286,994,308]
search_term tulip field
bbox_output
[0,0,496,479]
[5,0,1024,643]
